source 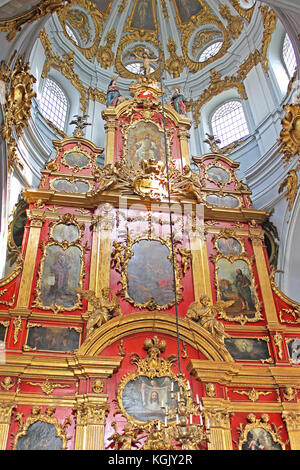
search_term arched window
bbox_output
[40,78,68,131]
[282,34,297,78]
[199,41,223,62]
[211,100,249,148]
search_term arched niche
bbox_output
[77,311,234,363]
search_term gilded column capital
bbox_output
[75,402,109,426]
[249,227,265,246]
[104,121,117,131]
[28,213,46,228]
[96,203,115,231]
[282,411,300,431]
[0,401,15,424]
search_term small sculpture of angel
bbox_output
[186,294,233,343]
[76,287,121,337]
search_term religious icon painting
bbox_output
[216,237,243,256]
[206,165,231,186]
[238,415,285,450]
[123,121,168,168]
[215,257,262,324]
[34,244,83,311]
[121,237,183,310]
[51,178,91,193]
[206,194,240,208]
[286,338,300,364]
[224,337,270,361]
[25,325,81,353]
[128,0,156,31]
[51,223,80,243]
[62,147,91,170]
[173,0,206,25]
[16,421,64,450]
[121,376,180,423]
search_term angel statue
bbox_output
[76,287,121,337]
[186,294,233,344]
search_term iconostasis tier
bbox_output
[0,82,299,451]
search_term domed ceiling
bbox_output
[33,0,268,116]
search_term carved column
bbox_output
[178,129,191,168]
[104,121,116,165]
[88,216,102,311]
[0,401,15,449]
[282,411,300,450]
[202,399,233,450]
[15,212,45,311]
[95,204,115,296]
[188,227,213,302]
[74,399,109,450]
[249,227,279,325]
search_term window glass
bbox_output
[40,79,68,131]
[282,34,297,78]
[211,101,249,147]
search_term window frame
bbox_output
[282,33,297,79]
[209,99,250,149]
[39,77,69,132]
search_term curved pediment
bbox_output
[77,311,234,362]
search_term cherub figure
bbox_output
[112,241,125,272]
[186,294,233,343]
[77,287,122,337]
[107,422,144,450]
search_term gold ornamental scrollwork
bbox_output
[0,53,36,173]
[278,104,300,165]
[181,15,230,74]
[278,169,299,213]
[0,0,72,41]
[40,30,88,113]
[259,6,277,74]
[192,69,247,127]
[233,388,272,402]
[219,4,244,39]
[27,378,70,395]
[237,413,286,450]
[97,29,116,69]
[57,0,104,61]
[75,402,109,426]
[113,232,183,311]
[165,38,185,79]
[13,406,72,450]
[115,336,192,426]
[270,269,300,323]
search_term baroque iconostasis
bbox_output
[0,0,299,452]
